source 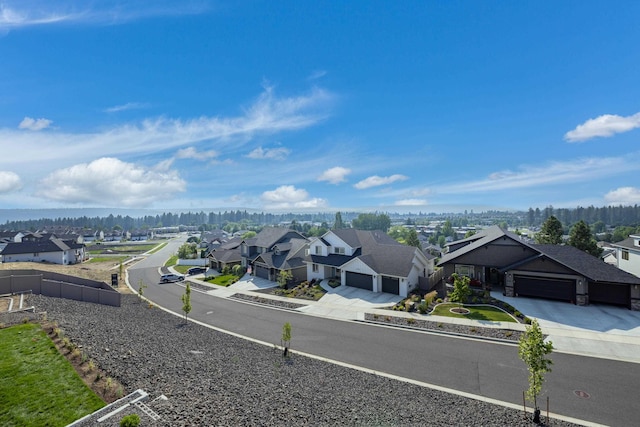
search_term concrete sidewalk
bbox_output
[183,272,640,363]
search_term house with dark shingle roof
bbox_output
[0,237,86,265]
[438,225,640,310]
[306,229,434,297]
[241,227,309,282]
[207,237,243,271]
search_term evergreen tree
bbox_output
[333,211,344,229]
[406,228,421,248]
[568,220,602,257]
[535,216,564,244]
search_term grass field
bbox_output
[0,323,104,427]
[431,303,517,322]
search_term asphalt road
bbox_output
[129,237,639,426]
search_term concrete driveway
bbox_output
[317,282,403,308]
[491,291,640,362]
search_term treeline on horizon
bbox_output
[2,204,640,234]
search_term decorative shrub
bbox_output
[120,414,140,427]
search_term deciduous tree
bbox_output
[448,273,471,306]
[181,282,192,323]
[518,319,553,422]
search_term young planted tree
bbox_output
[281,322,292,357]
[137,280,147,300]
[448,273,471,307]
[277,270,293,289]
[181,282,192,323]
[518,319,554,422]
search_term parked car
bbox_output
[187,267,206,275]
[160,273,185,283]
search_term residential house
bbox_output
[439,225,640,310]
[611,234,640,278]
[1,237,86,265]
[241,228,308,282]
[306,229,434,297]
[207,237,243,271]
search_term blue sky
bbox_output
[1,1,640,214]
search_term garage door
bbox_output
[589,282,629,307]
[255,265,269,280]
[381,276,399,294]
[514,276,575,302]
[345,272,373,291]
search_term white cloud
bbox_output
[354,174,408,190]
[0,171,22,193]
[35,157,186,208]
[317,166,351,184]
[246,146,290,160]
[19,117,52,131]
[564,112,640,142]
[0,87,332,174]
[104,102,148,113]
[0,2,208,32]
[260,185,327,209]
[441,155,640,194]
[395,199,427,206]
[308,70,327,80]
[604,187,640,205]
[176,147,218,160]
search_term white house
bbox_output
[0,238,86,265]
[612,234,640,278]
[306,229,434,297]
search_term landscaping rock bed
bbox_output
[9,294,575,426]
[230,293,306,310]
[364,313,524,342]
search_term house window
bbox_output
[315,246,322,255]
[334,247,345,254]
[455,264,474,278]
[312,263,319,272]
[622,249,629,261]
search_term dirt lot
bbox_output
[0,261,133,294]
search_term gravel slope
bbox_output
[12,294,576,426]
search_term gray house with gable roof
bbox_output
[439,225,640,310]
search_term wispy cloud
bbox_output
[354,174,408,190]
[0,171,22,193]
[604,187,640,206]
[0,1,209,32]
[317,166,351,184]
[18,116,52,131]
[565,112,640,142]
[0,87,333,172]
[395,199,427,206]
[35,157,186,208]
[261,185,327,209]
[308,70,327,80]
[176,147,218,160]
[104,102,149,113]
[246,146,291,160]
[441,155,640,194]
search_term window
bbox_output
[454,264,474,278]
[622,249,629,261]
[315,245,322,255]
[312,263,319,272]
[334,247,345,254]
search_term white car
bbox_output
[160,273,185,283]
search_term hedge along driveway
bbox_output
[0,323,104,427]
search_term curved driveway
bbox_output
[128,237,639,426]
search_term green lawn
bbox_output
[173,265,191,274]
[164,255,178,267]
[0,324,104,427]
[205,274,240,287]
[87,256,128,264]
[431,303,517,322]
